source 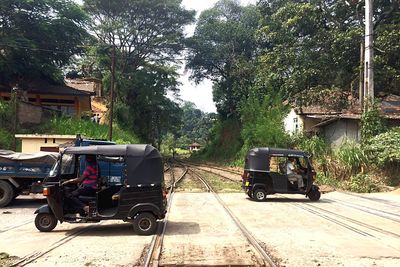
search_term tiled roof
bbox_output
[0,80,93,96]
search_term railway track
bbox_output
[179,160,242,183]
[0,219,32,234]
[327,198,400,224]
[145,163,278,266]
[142,164,187,267]
[188,166,277,267]
[11,224,100,267]
[290,201,400,240]
[337,191,400,209]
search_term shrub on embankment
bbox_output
[37,117,140,144]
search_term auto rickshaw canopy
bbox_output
[244,147,310,172]
[62,144,163,185]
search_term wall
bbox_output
[284,109,303,134]
[322,119,360,147]
[19,136,76,153]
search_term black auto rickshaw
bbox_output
[242,147,321,201]
[34,144,167,235]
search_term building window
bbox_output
[294,118,299,131]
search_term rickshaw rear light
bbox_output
[43,187,50,196]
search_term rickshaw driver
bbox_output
[62,155,99,215]
[286,157,305,190]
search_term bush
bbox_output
[198,118,242,163]
[36,117,140,144]
[334,140,367,176]
[239,93,290,160]
[346,173,379,193]
[363,127,400,167]
[361,103,387,141]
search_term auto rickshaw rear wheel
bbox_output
[35,213,57,232]
[254,188,267,201]
[308,189,321,201]
[133,212,157,235]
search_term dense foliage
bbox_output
[176,102,214,148]
[0,0,399,191]
[80,0,195,147]
[37,117,139,144]
[186,0,260,119]
[0,101,13,149]
[0,0,89,84]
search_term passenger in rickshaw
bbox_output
[62,155,99,215]
[286,157,304,190]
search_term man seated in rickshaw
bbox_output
[286,157,305,190]
[62,155,99,215]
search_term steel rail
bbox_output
[0,219,32,233]
[189,167,277,267]
[306,203,400,239]
[184,161,243,175]
[143,164,187,267]
[327,198,400,223]
[12,223,100,267]
[337,191,400,209]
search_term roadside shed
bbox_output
[189,143,201,152]
[15,134,76,153]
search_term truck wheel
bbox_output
[308,189,321,201]
[35,213,57,232]
[0,180,14,207]
[133,212,157,235]
[254,189,266,202]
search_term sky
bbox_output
[178,0,257,113]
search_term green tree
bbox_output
[178,102,214,147]
[240,90,290,156]
[257,0,400,99]
[0,0,89,84]
[82,0,195,146]
[186,0,260,118]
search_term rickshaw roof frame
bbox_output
[247,147,310,158]
[61,144,164,185]
[62,144,160,158]
[244,147,311,173]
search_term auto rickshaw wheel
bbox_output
[35,213,57,232]
[133,212,157,235]
[247,191,253,199]
[254,189,266,202]
[308,189,321,201]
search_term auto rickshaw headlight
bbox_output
[43,187,50,196]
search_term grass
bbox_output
[36,117,139,144]
[175,175,205,192]
[199,171,242,193]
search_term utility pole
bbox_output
[12,84,20,151]
[359,42,364,108]
[364,0,374,111]
[108,45,116,141]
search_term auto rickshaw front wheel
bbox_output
[133,212,157,235]
[35,213,58,232]
[308,189,321,201]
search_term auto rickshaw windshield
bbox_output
[48,154,75,178]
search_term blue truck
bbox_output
[0,136,123,207]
